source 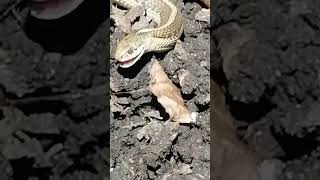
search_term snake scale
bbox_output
[112,0,209,68]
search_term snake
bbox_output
[112,0,210,68]
[112,0,184,68]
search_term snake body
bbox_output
[113,0,183,68]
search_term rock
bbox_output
[195,8,210,23]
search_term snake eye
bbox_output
[127,48,134,54]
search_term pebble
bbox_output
[195,8,210,23]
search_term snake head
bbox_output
[114,32,147,68]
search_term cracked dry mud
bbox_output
[110,0,210,179]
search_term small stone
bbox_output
[128,158,135,164]
[125,6,144,22]
[144,110,163,120]
[132,16,150,31]
[195,8,210,23]
[116,97,130,105]
[173,40,188,61]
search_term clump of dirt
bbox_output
[212,0,320,179]
[110,0,210,179]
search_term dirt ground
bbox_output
[1,0,319,179]
[0,0,109,179]
[213,0,320,179]
[110,0,210,179]
[0,0,210,179]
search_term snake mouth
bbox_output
[119,46,145,68]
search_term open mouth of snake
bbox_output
[119,46,145,68]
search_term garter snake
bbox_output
[112,0,210,68]
[112,0,184,68]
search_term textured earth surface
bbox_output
[0,0,109,179]
[1,0,319,179]
[212,0,320,179]
[110,0,210,179]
